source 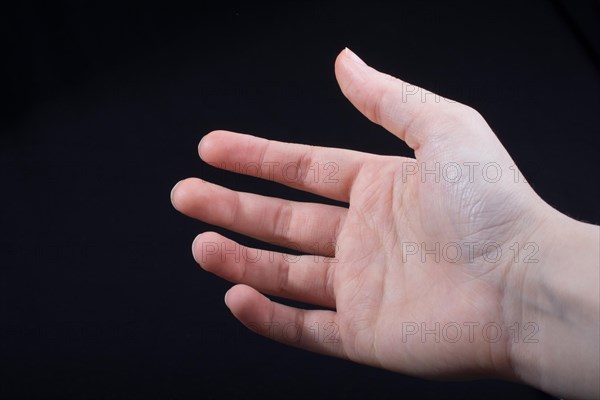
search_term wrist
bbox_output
[503,205,600,398]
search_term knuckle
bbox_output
[273,202,294,244]
[276,258,291,293]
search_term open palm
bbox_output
[171,49,548,380]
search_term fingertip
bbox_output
[170,179,193,209]
[191,231,222,268]
[198,131,218,160]
[198,129,231,162]
[225,284,269,326]
[224,288,231,309]
[335,47,367,72]
[170,177,202,212]
[334,48,372,100]
[343,47,367,66]
[191,233,202,264]
[225,284,256,305]
[170,181,181,207]
[224,286,266,334]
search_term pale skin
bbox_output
[171,48,600,399]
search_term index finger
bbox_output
[198,130,371,202]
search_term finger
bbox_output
[334,48,473,151]
[198,130,372,202]
[193,232,336,308]
[225,284,345,359]
[171,178,346,255]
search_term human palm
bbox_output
[171,49,547,380]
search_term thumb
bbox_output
[334,48,473,151]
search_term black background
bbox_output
[1,1,599,399]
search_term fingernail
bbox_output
[170,181,180,206]
[191,234,201,264]
[198,135,206,157]
[224,290,231,308]
[344,47,367,66]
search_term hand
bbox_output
[171,48,599,398]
